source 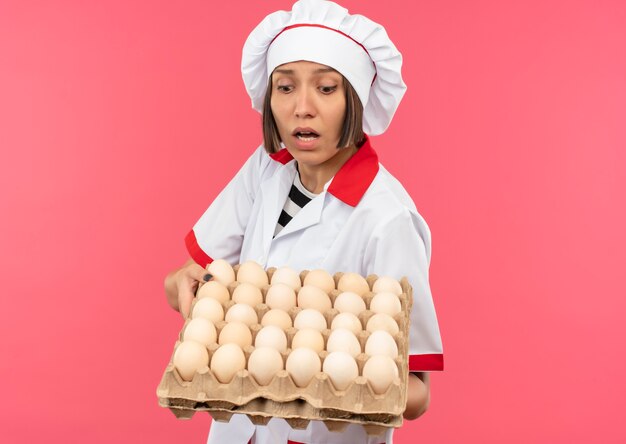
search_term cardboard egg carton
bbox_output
[157,268,413,435]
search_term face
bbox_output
[270,61,347,167]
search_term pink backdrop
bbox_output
[1,0,625,442]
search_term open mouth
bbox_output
[292,128,320,142]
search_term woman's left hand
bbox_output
[403,372,430,420]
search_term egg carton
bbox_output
[157,270,413,434]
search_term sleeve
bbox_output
[185,145,271,268]
[363,207,444,371]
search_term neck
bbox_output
[297,145,358,194]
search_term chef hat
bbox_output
[241,0,407,136]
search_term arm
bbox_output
[404,372,430,420]
[363,208,443,417]
[164,258,208,318]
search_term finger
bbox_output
[187,263,210,283]
[179,286,194,319]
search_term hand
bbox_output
[403,372,430,420]
[165,259,209,319]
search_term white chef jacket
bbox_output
[186,137,444,444]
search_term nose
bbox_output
[294,88,316,118]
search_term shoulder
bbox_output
[353,164,432,253]
[244,144,293,178]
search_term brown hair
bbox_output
[262,75,366,154]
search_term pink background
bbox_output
[1,0,625,442]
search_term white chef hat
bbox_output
[241,0,407,136]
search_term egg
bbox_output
[247,347,284,386]
[330,312,363,335]
[322,351,358,391]
[207,259,236,286]
[191,297,224,323]
[362,355,399,394]
[254,325,288,352]
[218,321,252,348]
[237,260,269,287]
[225,303,258,326]
[303,269,335,294]
[337,272,370,296]
[291,328,325,353]
[232,282,263,307]
[372,276,403,296]
[365,330,398,359]
[210,343,246,383]
[286,347,321,387]
[182,318,217,347]
[261,309,293,330]
[297,285,332,312]
[369,292,402,317]
[265,283,297,311]
[293,309,327,331]
[333,292,366,316]
[366,313,399,335]
[271,266,302,291]
[196,280,230,304]
[173,341,209,382]
[326,328,361,358]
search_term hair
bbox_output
[262,74,366,154]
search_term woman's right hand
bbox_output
[164,259,209,319]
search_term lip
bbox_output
[291,127,319,136]
[291,134,319,150]
[291,127,320,150]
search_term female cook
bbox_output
[164,1,443,443]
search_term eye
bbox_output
[319,85,337,94]
[276,84,293,93]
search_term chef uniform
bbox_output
[185,1,444,443]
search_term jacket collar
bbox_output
[268,136,379,207]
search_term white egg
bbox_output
[225,303,258,326]
[271,266,302,291]
[207,259,236,286]
[191,297,224,323]
[297,285,332,312]
[369,292,402,317]
[303,269,335,294]
[372,276,403,295]
[265,283,297,311]
[210,343,246,383]
[366,313,399,335]
[232,282,263,307]
[293,309,327,331]
[173,341,209,382]
[331,312,363,335]
[237,261,269,287]
[218,321,252,348]
[247,347,283,386]
[326,328,361,358]
[291,328,325,353]
[362,355,399,394]
[337,272,370,296]
[196,280,230,304]
[322,351,358,391]
[286,348,321,387]
[333,292,366,316]
[261,309,293,330]
[254,325,288,352]
[183,318,217,347]
[365,330,398,359]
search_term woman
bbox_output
[165,1,443,443]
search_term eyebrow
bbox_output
[273,67,338,75]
